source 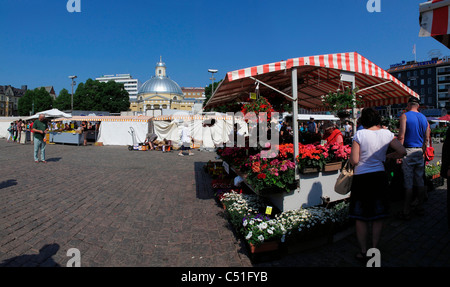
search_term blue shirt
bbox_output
[403,111,428,148]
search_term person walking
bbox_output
[31,114,49,163]
[7,123,14,142]
[397,96,430,220]
[178,122,193,156]
[441,125,450,229]
[349,107,406,263]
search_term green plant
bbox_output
[322,87,362,115]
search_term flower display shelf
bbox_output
[323,162,343,172]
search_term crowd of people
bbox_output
[279,116,354,146]
[7,119,35,144]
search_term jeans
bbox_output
[34,137,46,161]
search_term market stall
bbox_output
[52,116,152,146]
[151,113,248,149]
[205,51,419,212]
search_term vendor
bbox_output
[322,121,344,145]
[145,133,158,150]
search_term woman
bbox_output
[441,127,450,229]
[349,107,406,263]
[322,121,344,145]
[81,121,88,146]
[178,122,193,156]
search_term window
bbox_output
[428,68,432,74]
[397,73,402,78]
[407,81,411,86]
[421,69,425,75]
[429,87,433,94]
[428,78,432,85]
[421,79,425,85]
[407,71,411,77]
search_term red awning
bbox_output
[419,0,450,48]
[205,52,419,111]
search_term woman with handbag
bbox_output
[441,127,450,229]
[349,108,406,263]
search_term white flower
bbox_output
[258,235,265,242]
[243,220,248,227]
[267,229,273,235]
[245,232,253,240]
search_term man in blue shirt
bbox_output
[397,96,430,219]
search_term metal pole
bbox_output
[71,79,74,112]
[292,68,300,183]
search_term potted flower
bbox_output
[242,214,284,253]
[296,144,327,173]
[324,143,351,172]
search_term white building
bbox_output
[96,74,141,101]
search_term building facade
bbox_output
[130,57,196,113]
[0,85,27,116]
[96,74,140,101]
[387,57,450,116]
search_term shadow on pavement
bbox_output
[0,243,61,267]
[0,179,17,189]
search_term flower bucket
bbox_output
[249,241,279,254]
[323,162,342,172]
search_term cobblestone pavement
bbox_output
[0,139,449,268]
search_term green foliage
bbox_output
[203,80,222,108]
[18,87,53,116]
[53,88,72,111]
[73,79,130,113]
[322,87,362,115]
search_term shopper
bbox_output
[7,123,14,142]
[349,107,406,263]
[178,122,193,156]
[31,114,49,163]
[397,96,430,219]
[441,126,450,229]
[322,121,344,145]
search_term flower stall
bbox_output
[205,52,419,214]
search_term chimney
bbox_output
[21,85,28,91]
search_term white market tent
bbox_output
[0,117,21,139]
[53,115,152,146]
[151,113,248,149]
[26,109,71,120]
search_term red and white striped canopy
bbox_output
[419,0,450,47]
[205,52,419,111]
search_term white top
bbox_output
[181,125,191,143]
[353,128,394,175]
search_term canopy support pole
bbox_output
[249,76,294,101]
[292,68,300,183]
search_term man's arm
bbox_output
[397,113,407,145]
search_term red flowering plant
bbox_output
[326,143,351,163]
[216,147,249,169]
[241,96,275,122]
[245,151,297,193]
[296,144,328,171]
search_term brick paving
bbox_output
[0,139,449,267]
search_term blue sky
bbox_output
[0,0,447,95]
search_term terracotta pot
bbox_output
[249,241,279,254]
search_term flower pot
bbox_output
[249,241,279,254]
[323,162,342,172]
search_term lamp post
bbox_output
[208,69,218,97]
[69,75,77,112]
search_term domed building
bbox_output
[130,57,195,113]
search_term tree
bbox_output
[73,79,130,113]
[53,88,72,111]
[18,87,53,116]
[203,80,222,108]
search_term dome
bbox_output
[138,76,183,96]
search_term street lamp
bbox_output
[208,69,218,96]
[69,75,77,112]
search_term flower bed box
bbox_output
[248,241,279,254]
[300,167,320,174]
[323,162,342,172]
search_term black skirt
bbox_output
[349,171,390,221]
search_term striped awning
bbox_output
[52,116,152,122]
[419,0,450,47]
[205,52,419,111]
